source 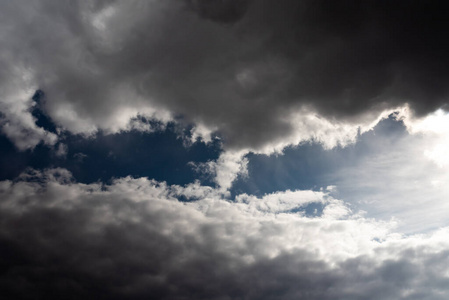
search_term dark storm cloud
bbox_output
[1,169,449,299]
[1,0,448,151]
[186,0,251,23]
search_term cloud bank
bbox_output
[1,0,448,152]
[2,168,449,299]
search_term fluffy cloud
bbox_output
[3,3,449,299]
[1,1,448,152]
[1,168,449,299]
[192,150,249,191]
[0,66,57,150]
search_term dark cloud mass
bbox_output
[186,0,250,23]
[1,0,449,151]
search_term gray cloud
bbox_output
[1,0,448,151]
[186,0,251,23]
[1,169,449,299]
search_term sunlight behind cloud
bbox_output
[402,109,449,168]
[327,113,449,234]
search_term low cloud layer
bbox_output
[1,1,448,152]
[1,169,449,299]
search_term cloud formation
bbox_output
[1,168,449,299]
[0,66,57,150]
[2,3,449,298]
[1,0,448,152]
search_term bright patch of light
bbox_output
[404,109,449,168]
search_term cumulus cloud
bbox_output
[0,66,57,150]
[3,2,449,298]
[1,168,449,299]
[192,151,249,191]
[1,1,448,153]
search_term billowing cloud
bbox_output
[0,66,57,150]
[1,168,449,299]
[1,1,448,152]
[3,2,449,298]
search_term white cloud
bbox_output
[0,73,57,150]
[1,168,449,298]
[0,14,58,150]
[190,122,217,144]
[192,150,249,192]
[236,189,327,214]
[253,107,399,154]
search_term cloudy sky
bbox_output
[1,1,449,299]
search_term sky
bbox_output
[1,1,449,299]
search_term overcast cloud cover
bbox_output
[2,0,449,152]
[1,0,449,299]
